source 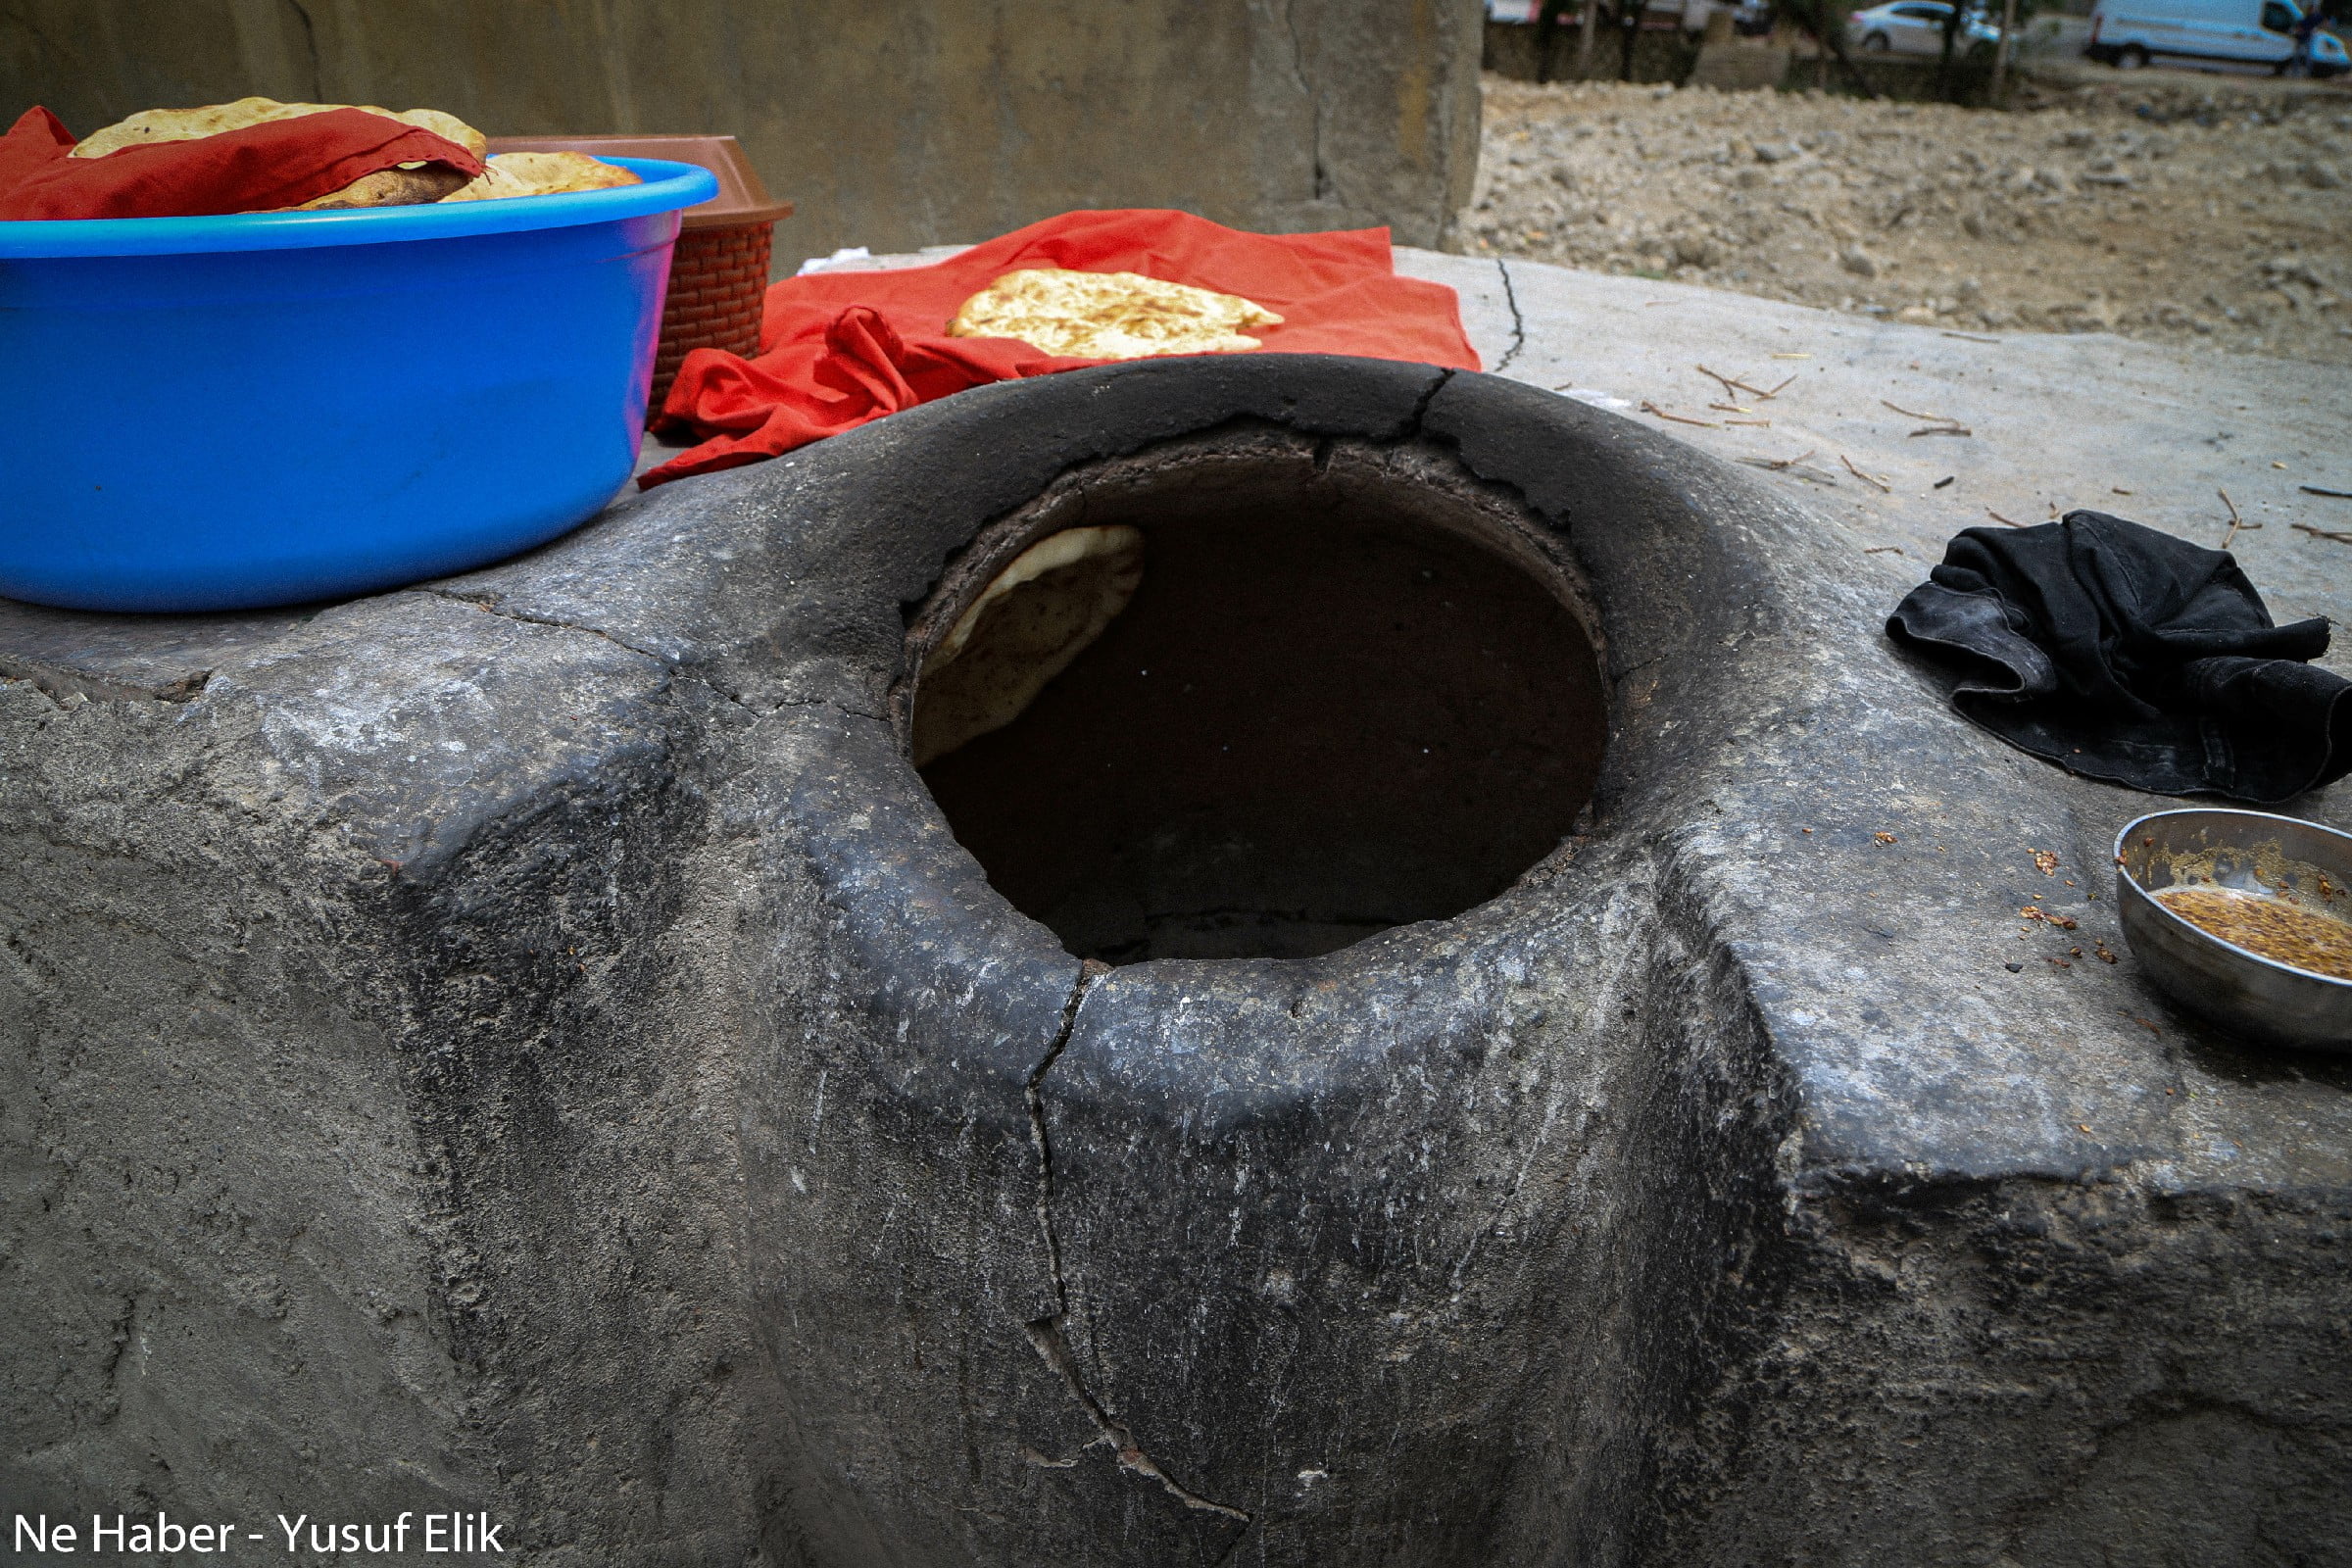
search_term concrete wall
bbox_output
[1,0,1486,267]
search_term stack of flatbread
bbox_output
[949,269,1282,360]
[68,97,637,210]
[441,151,641,203]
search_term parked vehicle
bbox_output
[1845,0,2003,55]
[2085,0,2349,74]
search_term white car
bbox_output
[1846,0,2003,55]
[2087,0,2348,74]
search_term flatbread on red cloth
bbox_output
[643,208,1480,488]
[0,105,482,220]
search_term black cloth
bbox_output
[1886,510,2352,803]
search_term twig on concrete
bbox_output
[1697,365,1775,400]
[1986,508,2025,527]
[1642,400,1717,427]
[1940,330,2000,343]
[1740,450,1837,484]
[2219,487,2261,551]
[1696,366,1744,399]
[1865,545,1905,555]
[1725,417,1773,426]
[2293,522,2352,545]
[1841,453,1892,492]
[2302,484,2352,500]
[1766,374,1798,397]
[1708,402,1754,414]
[1884,398,1970,437]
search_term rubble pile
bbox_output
[1469,75,2352,365]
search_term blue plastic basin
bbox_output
[0,156,719,612]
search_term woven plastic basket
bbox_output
[486,135,792,420]
[652,220,772,412]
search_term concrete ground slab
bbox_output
[1404,245,2352,637]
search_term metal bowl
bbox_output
[2115,808,2352,1054]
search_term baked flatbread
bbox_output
[293,166,471,209]
[440,151,642,203]
[912,525,1146,766]
[72,97,488,160]
[949,269,1282,360]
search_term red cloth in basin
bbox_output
[0,105,483,220]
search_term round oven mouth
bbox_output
[898,428,1608,965]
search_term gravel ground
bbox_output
[1466,72,2352,367]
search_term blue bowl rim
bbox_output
[0,155,718,258]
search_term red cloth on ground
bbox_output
[643,208,1479,488]
[0,106,482,220]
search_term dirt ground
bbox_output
[1467,70,2352,367]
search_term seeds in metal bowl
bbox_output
[2152,886,2352,982]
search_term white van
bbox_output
[2087,0,2349,74]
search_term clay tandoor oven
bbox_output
[904,431,1607,965]
[3,357,2348,1566]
